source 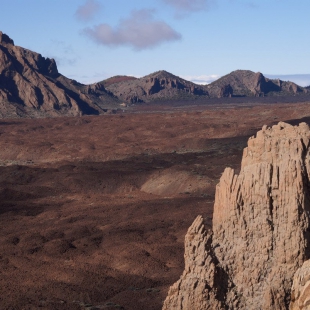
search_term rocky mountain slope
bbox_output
[105,70,209,103]
[0,31,119,118]
[206,70,307,97]
[101,75,137,88]
[163,122,310,310]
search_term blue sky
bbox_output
[0,0,309,85]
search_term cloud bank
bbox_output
[83,9,182,50]
[75,0,101,22]
[183,74,221,84]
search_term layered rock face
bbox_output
[0,31,119,118]
[163,122,310,310]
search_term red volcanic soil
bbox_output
[1,102,310,309]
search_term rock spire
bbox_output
[163,122,310,310]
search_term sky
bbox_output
[0,0,310,86]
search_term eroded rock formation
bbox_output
[163,122,310,310]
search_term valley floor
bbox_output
[0,101,310,309]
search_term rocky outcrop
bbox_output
[163,122,310,310]
[105,70,209,103]
[0,31,119,118]
[290,260,310,310]
[206,70,308,97]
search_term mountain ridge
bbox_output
[105,69,309,103]
[0,31,309,117]
[104,69,209,103]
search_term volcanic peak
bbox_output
[0,31,14,46]
[101,75,138,87]
[143,70,182,80]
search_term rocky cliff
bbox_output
[163,122,310,310]
[0,31,119,118]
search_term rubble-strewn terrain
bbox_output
[1,101,310,309]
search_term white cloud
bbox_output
[182,74,221,85]
[82,9,182,50]
[75,0,101,22]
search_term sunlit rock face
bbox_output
[163,122,310,310]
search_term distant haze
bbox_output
[182,74,221,85]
